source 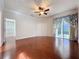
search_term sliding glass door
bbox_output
[55,13,78,40]
[56,18,70,39]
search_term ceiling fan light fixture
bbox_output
[33,0,50,16]
[34,6,50,16]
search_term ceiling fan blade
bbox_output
[45,9,49,12]
[39,13,41,16]
[44,12,47,15]
[34,11,40,13]
[39,7,44,10]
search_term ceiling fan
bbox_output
[34,6,50,16]
[33,0,50,16]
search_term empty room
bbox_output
[0,0,79,59]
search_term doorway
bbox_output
[56,18,70,39]
[55,13,78,40]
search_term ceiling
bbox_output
[5,0,77,17]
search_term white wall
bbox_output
[4,10,53,40]
[53,8,78,18]
[4,8,78,40]
[16,17,53,39]
[78,8,79,43]
[0,11,2,47]
[78,1,79,44]
[0,0,4,47]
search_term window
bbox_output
[5,18,16,37]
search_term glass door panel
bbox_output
[63,20,70,39]
[56,18,70,39]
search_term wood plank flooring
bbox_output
[16,36,79,59]
[0,36,79,59]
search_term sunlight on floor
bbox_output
[17,52,30,59]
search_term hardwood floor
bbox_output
[0,36,79,59]
[16,36,79,59]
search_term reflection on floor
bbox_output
[0,37,16,59]
[0,36,79,59]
